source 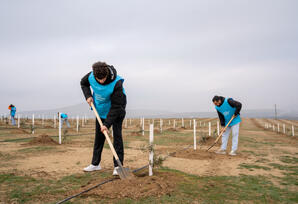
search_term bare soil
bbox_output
[81,171,181,199]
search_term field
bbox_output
[0,117,297,203]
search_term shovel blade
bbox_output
[115,160,134,179]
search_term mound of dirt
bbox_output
[171,149,216,160]
[27,134,58,145]
[82,171,181,199]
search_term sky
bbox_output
[0,0,297,114]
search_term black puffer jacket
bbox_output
[80,66,126,128]
[216,96,242,127]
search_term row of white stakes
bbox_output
[138,118,218,137]
[7,114,89,145]
[264,123,295,136]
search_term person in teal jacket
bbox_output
[58,112,70,128]
[8,104,16,126]
[212,96,242,156]
[80,61,126,175]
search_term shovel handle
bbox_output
[207,115,236,151]
[91,103,120,161]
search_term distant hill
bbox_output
[17,103,298,120]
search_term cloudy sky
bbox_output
[1,0,297,114]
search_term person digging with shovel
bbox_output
[212,95,242,156]
[8,104,16,126]
[80,61,126,176]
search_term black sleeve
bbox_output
[228,98,242,116]
[217,111,225,127]
[80,72,92,100]
[103,80,126,128]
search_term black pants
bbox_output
[91,117,124,167]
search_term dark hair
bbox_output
[92,61,109,79]
[212,95,221,102]
[9,104,14,107]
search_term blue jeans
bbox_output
[11,116,16,126]
[61,118,70,128]
[221,123,240,152]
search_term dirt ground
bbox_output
[0,118,297,203]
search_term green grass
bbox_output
[0,165,298,204]
[280,156,298,164]
[0,171,112,203]
[239,163,271,171]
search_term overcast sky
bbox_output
[1,0,297,114]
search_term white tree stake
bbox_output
[160,118,163,133]
[189,119,192,128]
[208,122,211,136]
[217,121,220,136]
[59,112,61,144]
[149,123,154,176]
[193,119,197,150]
[182,118,184,128]
[142,117,145,136]
[42,115,44,127]
[283,124,286,134]
[18,115,20,128]
[173,119,176,129]
[277,124,280,133]
[32,114,35,134]
[292,125,295,137]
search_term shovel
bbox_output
[91,102,133,179]
[207,115,236,152]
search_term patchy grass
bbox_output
[280,156,298,164]
[0,171,112,203]
[18,146,57,153]
[239,163,271,171]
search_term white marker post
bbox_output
[292,125,295,137]
[189,119,192,128]
[173,119,176,129]
[160,118,163,133]
[277,124,280,133]
[182,118,184,128]
[18,115,20,128]
[149,123,154,176]
[273,125,275,132]
[217,121,220,136]
[32,114,35,134]
[208,122,211,136]
[283,124,286,134]
[193,119,197,150]
[76,116,79,132]
[42,115,44,127]
[58,112,61,144]
[142,117,145,136]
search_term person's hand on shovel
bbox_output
[101,125,109,133]
[220,127,226,133]
[86,97,94,106]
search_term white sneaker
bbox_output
[113,167,119,176]
[229,150,237,156]
[215,149,226,155]
[83,164,102,172]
